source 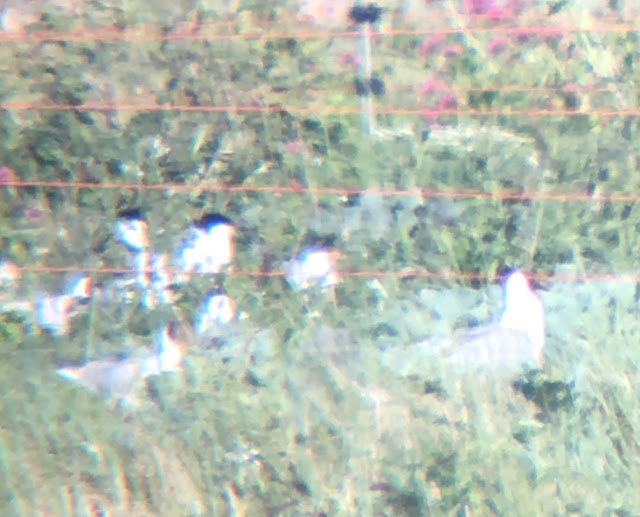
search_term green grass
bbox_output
[1,0,640,515]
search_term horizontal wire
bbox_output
[0,181,630,202]
[0,102,634,117]
[0,10,571,37]
[10,265,640,284]
[313,84,628,95]
[1,16,636,286]
[0,6,629,40]
[1,23,639,43]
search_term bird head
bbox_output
[115,209,149,252]
[499,270,545,354]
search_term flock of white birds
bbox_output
[0,210,344,405]
[0,210,546,406]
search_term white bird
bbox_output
[57,355,148,401]
[285,247,341,289]
[0,258,91,334]
[195,291,236,336]
[36,294,79,335]
[66,275,92,300]
[0,257,25,313]
[114,209,149,252]
[56,324,187,404]
[443,270,545,373]
[114,209,152,290]
[114,210,173,308]
[0,257,20,286]
[175,213,235,281]
[147,324,188,373]
[33,275,92,335]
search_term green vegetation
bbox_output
[1,0,639,515]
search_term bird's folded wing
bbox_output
[57,357,144,399]
[444,325,540,372]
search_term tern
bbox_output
[175,213,235,280]
[56,324,187,404]
[285,247,341,289]
[442,270,545,373]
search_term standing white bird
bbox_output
[174,213,235,281]
[0,254,91,335]
[443,270,545,373]
[0,257,20,286]
[284,247,341,289]
[29,275,91,335]
[195,291,236,336]
[0,256,25,313]
[114,209,173,308]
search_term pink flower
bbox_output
[420,79,450,96]
[487,5,512,20]
[285,139,305,155]
[442,44,464,57]
[465,0,519,20]
[488,37,509,55]
[421,107,437,122]
[338,51,359,67]
[24,207,44,223]
[465,0,495,14]
[419,35,445,56]
[439,95,459,111]
[511,26,534,41]
[562,83,582,93]
[297,0,349,28]
[0,166,15,185]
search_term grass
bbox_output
[1,0,640,515]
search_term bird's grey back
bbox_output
[76,358,143,399]
[443,324,542,373]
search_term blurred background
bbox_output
[1,0,640,515]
